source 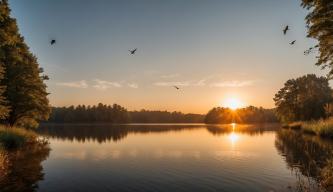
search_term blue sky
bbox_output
[9,0,326,113]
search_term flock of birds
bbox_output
[283,25,296,45]
[48,25,316,91]
[283,25,317,55]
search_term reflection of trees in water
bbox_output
[206,123,280,136]
[275,129,333,191]
[38,123,281,143]
[38,124,206,143]
[0,139,50,192]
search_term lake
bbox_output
[1,123,333,192]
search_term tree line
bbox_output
[204,106,278,124]
[0,0,50,128]
[47,103,205,124]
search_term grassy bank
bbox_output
[0,126,40,150]
[284,118,333,139]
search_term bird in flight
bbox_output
[129,48,137,55]
[50,39,56,45]
[290,40,296,45]
[304,45,318,55]
[283,25,289,35]
[304,47,313,55]
[173,86,180,90]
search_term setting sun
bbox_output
[224,98,244,110]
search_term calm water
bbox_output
[1,123,333,192]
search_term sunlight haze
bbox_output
[9,0,327,113]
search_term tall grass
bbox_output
[302,118,333,139]
[0,126,38,150]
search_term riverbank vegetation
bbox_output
[0,126,45,150]
[274,74,333,139]
[283,118,333,139]
[204,106,278,124]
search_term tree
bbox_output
[0,0,12,120]
[204,106,277,124]
[301,0,333,75]
[274,74,332,122]
[0,0,50,127]
[0,65,8,119]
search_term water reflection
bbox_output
[38,123,280,143]
[3,124,333,192]
[228,123,239,146]
[0,140,50,192]
[275,129,333,191]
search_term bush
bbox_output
[0,126,38,150]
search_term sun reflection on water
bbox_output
[229,123,239,146]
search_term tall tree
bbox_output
[274,74,332,122]
[0,0,50,127]
[0,0,13,120]
[302,0,333,75]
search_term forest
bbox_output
[47,103,279,124]
[47,103,205,124]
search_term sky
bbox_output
[9,0,327,114]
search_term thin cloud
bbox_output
[161,73,180,79]
[154,81,191,87]
[193,79,206,86]
[210,80,254,88]
[93,79,122,90]
[56,80,88,88]
[154,79,206,87]
[128,83,139,89]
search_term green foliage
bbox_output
[204,106,278,124]
[301,0,333,76]
[274,74,332,122]
[0,0,50,127]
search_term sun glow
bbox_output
[229,123,239,145]
[223,98,243,110]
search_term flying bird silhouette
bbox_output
[173,86,180,90]
[304,47,313,55]
[283,25,289,35]
[304,45,318,55]
[290,40,296,45]
[129,48,137,55]
[50,39,56,45]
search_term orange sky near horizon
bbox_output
[10,0,328,114]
